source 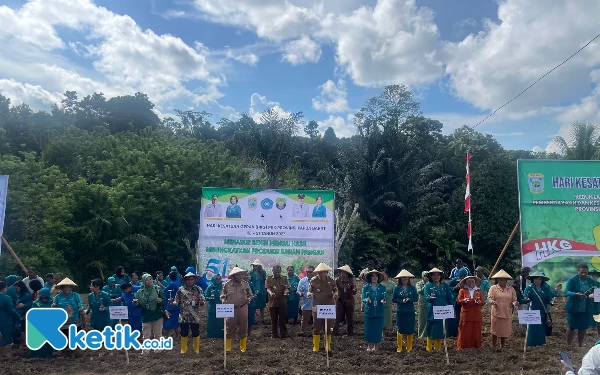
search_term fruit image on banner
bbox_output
[518,160,600,282]
[198,188,335,283]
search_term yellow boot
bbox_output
[312,335,320,352]
[396,333,403,353]
[426,337,433,352]
[193,336,200,354]
[180,336,188,354]
[434,339,442,351]
[326,335,332,352]
[226,338,232,352]
[240,336,247,353]
[406,335,414,353]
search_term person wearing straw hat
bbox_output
[308,262,337,352]
[474,266,491,303]
[588,269,600,336]
[221,266,254,352]
[52,277,85,357]
[249,259,267,325]
[266,265,290,338]
[424,267,452,352]
[333,265,356,336]
[488,269,518,348]
[415,271,429,339]
[456,275,485,350]
[392,270,418,352]
[565,263,598,347]
[173,272,205,354]
[523,271,552,347]
[362,269,387,351]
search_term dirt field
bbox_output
[0,292,594,375]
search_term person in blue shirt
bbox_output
[170,266,182,281]
[311,195,327,218]
[112,266,131,286]
[113,282,142,335]
[392,270,419,353]
[249,260,267,325]
[297,266,314,333]
[163,271,181,338]
[474,266,491,303]
[29,288,54,358]
[362,269,387,352]
[155,271,169,289]
[424,267,453,352]
[449,259,472,279]
[565,264,598,347]
[286,266,301,324]
[447,268,468,338]
[225,195,242,218]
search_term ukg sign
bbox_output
[518,160,600,281]
[198,188,335,281]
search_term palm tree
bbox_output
[552,122,600,160]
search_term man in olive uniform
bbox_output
[308,263,338,352]
[333,265,356,336]
[266,265,290,338]
[221,266,254,352]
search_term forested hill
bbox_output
[0,84,574,285]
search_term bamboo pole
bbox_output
[443,318,449,365]
[489,221,520,278]
[1,236,27,274]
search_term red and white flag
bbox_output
[465,153,473,252]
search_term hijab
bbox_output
[136,273,159,310]
[34,288,52,308]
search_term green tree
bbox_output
[552,122,599,160]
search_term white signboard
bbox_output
[433,305,454,320]
[316,305,336,319]
[518,310,542,325]
[0,175,8,254]
[216,304,235,318]
[109,306,129,320]
[594,288,600,303]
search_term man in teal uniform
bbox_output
[565,264,598,347]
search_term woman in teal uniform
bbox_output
[206,274,224,338]
[103,276,121,328]
[5,275,20,305]
[87,279,112,332]
[523,271,552,347]
[53,278,85,357]
[362,269,387,352]
[448,268,468,338]
[225,195,242,218]
[13,280,32,346]
[286,266,301,324]
[589,269,600,336]
[424,267,453,351]
[30,288,54,358]
[565,264,597,346]
[0,281,20,358]
[249,260,267,324]
[311,196,326,218]
[392,270,418,353]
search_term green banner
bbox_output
[518,160,600,282]
[198,188,335,282]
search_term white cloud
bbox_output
[317,114,357,138]
[444,0,600,118]
[249,93,292,122]
[282,36,321,65]
[0,78,61,108]
[312,80,349,113]
[531,146,543,153]
[225,49,259,66]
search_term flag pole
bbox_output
[465,152,475,270]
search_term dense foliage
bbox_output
[0,86,596,286]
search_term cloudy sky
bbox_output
[1,0,599,152]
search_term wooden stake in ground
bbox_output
[325,319,329,368]
[489,221,520,278]
[224,318,227,369]
[442,318,449,365]
[119,319,129,365]
[1,236,27,274]
[521,324,529,375]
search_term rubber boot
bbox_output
[396,333,403,353]
[180,336,188,354]
[226,338,232,352]
[240,336,247,353]
[193,336,200,354]
[312,335,320,352]
[406,334,414,352]
[326,335,332,352]
[434,339,442,351]
[426,337,433,352]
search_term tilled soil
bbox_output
[0,295,593,374]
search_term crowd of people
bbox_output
[1,260,600,367]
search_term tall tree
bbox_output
[552,122,599,160]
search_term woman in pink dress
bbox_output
[488,270,518,348]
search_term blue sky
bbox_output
[1,0,599,153]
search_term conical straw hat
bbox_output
[365,269,383,282]
[463,275,480,283]
[228,266,247,277]
[56,277,77,287]
[394,270,415,278]
[314,263,332,272]
[594,314,600,323]
[336,265,353,275]
[251,259,262,266]
[427,267,444,275]
[490,269,513,280]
